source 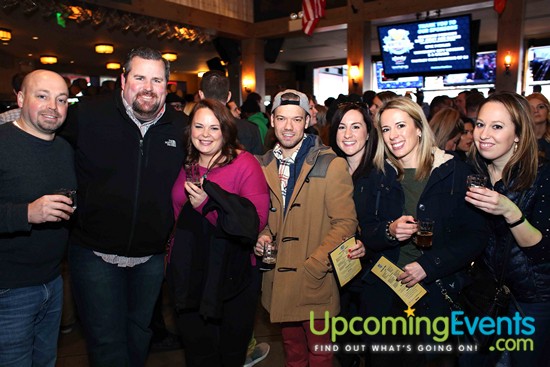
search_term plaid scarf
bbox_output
[273,137,305,210]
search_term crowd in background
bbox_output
[0,50,549,367]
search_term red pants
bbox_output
[281,319,333,367]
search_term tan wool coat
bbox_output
[257,137,358,323]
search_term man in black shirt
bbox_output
[0,70,76,366]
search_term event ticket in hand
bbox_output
[371,256,427,307]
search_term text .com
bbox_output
[309,310,535,352]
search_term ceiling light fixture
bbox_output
[162,52,177,62]
[106,62,121,70]
[67,6,82,19]
[40,55,58,64]
[95,44,114,54]
[0,28,11,42]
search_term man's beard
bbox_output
[132,91,161,120]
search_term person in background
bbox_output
[69,78,87,98]
[324,96,336,108]
[306,94,319,136]
[241,98,269,145]
[428,107,464,151]
[245,92,263,109]
[169,99,269,366]
[334,102,376,367]
[100,80,116,95]
[61,47,186,367]
[0,70,76,366]
[359,97,487,367]
[228,100,242,119]
[526,92,550,159]
[464,91,550,367]
[255,89,358,367]
[183,93,197,116]
[166,92,185,113]
[454,90,470,118]
[362,90,376,108]
[198,71,263,155]
[0,72,27,124]
[465,91,485,122]
[315,104,330,145]
[456,119,474,161]
[413,89,430,119]
[369,91,397,123]
[428,95,453,120]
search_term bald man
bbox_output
[0,70,76,366]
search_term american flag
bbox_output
[494,0,506,14]
[302,0,326,36]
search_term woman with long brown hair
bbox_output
[464,91,550,367]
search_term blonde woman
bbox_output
[428,107,464,151]
[358,97,487,366]
[526,92,550,159]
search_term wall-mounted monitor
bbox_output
[529,45,550,81]
[377,15,475,78]
[375,61,424,89]
[443,51,496,86]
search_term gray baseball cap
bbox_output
[271,89,310,116]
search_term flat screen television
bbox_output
[377,15,475,78]
[375,61,424,89]
[529,45,550,81]
[443,51,496,86]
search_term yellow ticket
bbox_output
[371,256,427,307]
[329,236,362,287]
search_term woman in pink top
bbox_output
[168,99,269,367]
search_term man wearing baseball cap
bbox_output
[254,89,357,366]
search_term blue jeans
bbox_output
[69,244,164,367]
[0,275,63,367]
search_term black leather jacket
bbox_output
[483,162,550,303]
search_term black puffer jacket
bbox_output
[483,162,550,303]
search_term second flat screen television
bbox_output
[378,15,474,78]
